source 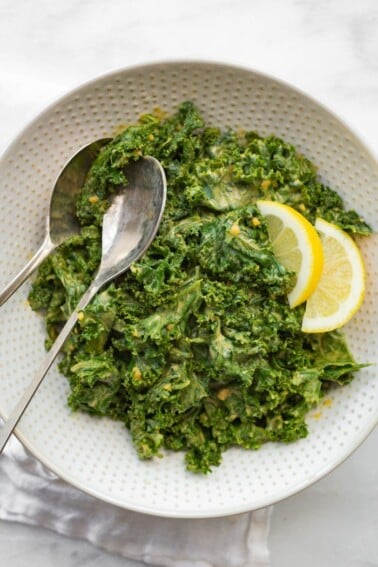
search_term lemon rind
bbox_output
[257,200,324,308]
[301,218,366,333]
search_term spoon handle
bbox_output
[0,236,55,307]
[0,282,100,453]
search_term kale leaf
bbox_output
[29,102,371,473]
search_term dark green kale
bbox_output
[28,102,371,473]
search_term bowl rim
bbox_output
[1,58,377,165]
[0,59,377,518]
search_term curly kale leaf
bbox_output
[28,101,370,474]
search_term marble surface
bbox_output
[0,0,377,565]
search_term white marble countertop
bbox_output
[0,0,377,565]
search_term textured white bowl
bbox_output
[0,61,377,518]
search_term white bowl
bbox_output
[0,61,377,518]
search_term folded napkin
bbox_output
[0,435,271,567]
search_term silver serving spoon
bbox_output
[0,156,167,453]
[0,138,110,307]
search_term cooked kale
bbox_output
[28,102,371,473]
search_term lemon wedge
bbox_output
[257,200,324,308]
[301,218,366,333]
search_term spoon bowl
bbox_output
[98,156,166,288]
[0,155,167,453]
[0,138,110,306]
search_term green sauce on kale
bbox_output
[28,102,371,473]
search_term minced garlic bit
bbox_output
[312,411,322,419]
[298,203,306,212]
[77,311,85,321]
[261,179,271,190]
[148,133,155,141]
[322,398,333,407]
[153,106,169,120]
[88,195,99,204]
[163,383,172,391]
[251,217,261,227]
[132,366,142,381]
[217,388,231,401]
[229,223,241,236]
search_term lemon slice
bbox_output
[302,218,366,333]
[257,200,324,308]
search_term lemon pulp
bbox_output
[302,218,366,333]
[257,200,324,308]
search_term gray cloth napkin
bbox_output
[0,435,271,567]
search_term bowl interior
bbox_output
[0,62,377,517]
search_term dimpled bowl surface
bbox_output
[0,62,377,518]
